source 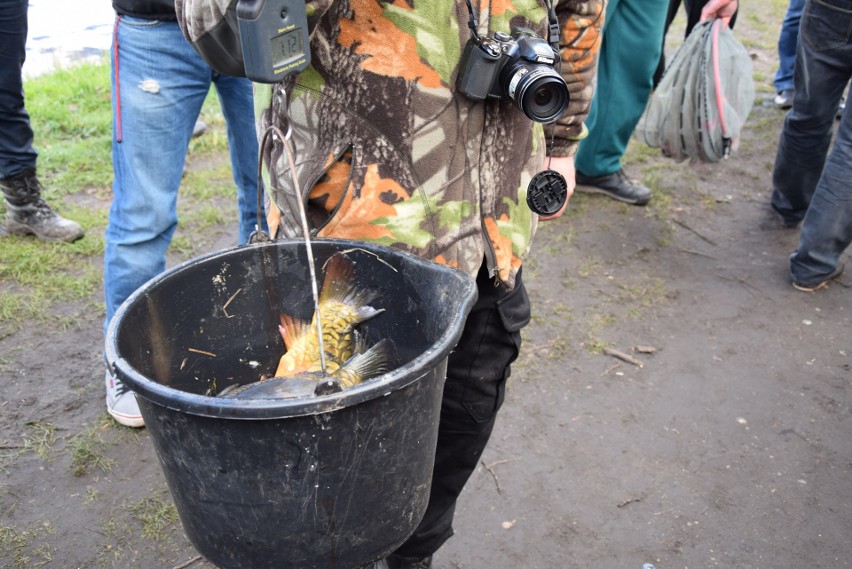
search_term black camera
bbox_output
[457,28,569,123]
[237,0,311,83]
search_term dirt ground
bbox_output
[2,12,851,569]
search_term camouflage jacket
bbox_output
[177,0,603,288]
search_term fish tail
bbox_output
[335,338,396,387]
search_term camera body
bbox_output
[237,0,311,83]
[457,28,569,123]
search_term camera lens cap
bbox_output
[526,169,567,216]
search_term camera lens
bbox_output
[504,64,569,123]
[535,88,553,107]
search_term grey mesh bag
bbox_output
[637,19,755,163]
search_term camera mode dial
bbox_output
[479,38,502,58]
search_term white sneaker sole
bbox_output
[106,404,145,428]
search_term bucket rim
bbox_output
[104,238,478,420]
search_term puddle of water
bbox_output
[24,0,115,78]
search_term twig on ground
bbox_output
[672,218,717,246]
[603,347,643,368]
[482,457,521,495]
[617,496,643,508]
[678,248,717,259]
[599,363,622,377]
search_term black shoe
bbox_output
[792,262,845,292]
[774,89,794,110]
[1,169,84,243]
[575,169,651,206]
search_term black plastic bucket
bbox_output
[104,239,477,569]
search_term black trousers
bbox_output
[392,262,531,558]
[0,0,38,177]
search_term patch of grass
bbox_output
[584,337,610,355]
[97,516,130,565]
[0,234,101,276]
[0,64,111,329]
[169,234,196,257]
[576,255,604,278]
[616,277,669,316]
[126,496,180,542]
[0,522,54,569]
[0,422,59,471]
[540,224,575,255]
[69,426,115,477]
[0,63,238,334]
[623,138,660,166]
[24,63,113,190]
[85,486,100,503]
[564,191,591,218]
[21,422,58,461]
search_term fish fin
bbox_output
[353,306,385,325]
[279,313,307,350]
[319,253,383,316]
[352,329,368,355]
[319,253,356,304]
[339,338,397,384]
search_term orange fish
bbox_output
[274,252,384,377]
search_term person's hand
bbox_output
[700,0,738,27]
[538,155,575,220]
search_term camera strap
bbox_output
[462,0,568,216]
[526,0,569,217]
[543,0,560,50]
[464,0,559,48]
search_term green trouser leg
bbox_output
[575,0,670,177]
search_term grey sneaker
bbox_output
[792,263,845,292]
[1,169,84,243]
[192,119,208,138]
[105,371,144,428]
[774,89,794,110]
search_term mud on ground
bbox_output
[1,11,850,569]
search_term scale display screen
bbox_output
[271,28,304,68]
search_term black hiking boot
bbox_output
[576,168,652,206]
[1,169,84,243]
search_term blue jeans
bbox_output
[0,0,37,177]
[104,16,261,331]
[771,0,852,285]
[774,0,805,93]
